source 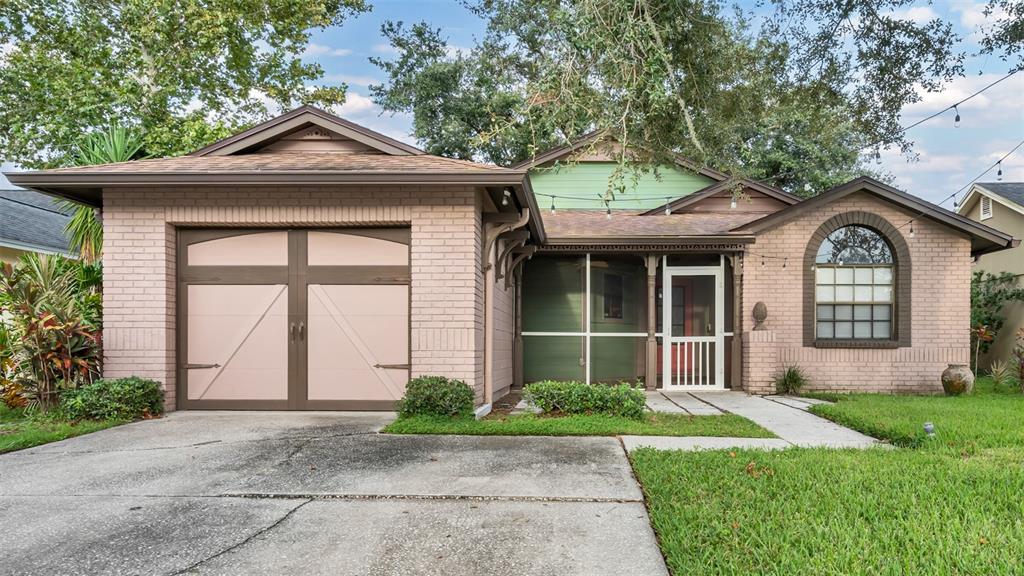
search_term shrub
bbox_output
[774,365,808,395]
[989,360,1017,391]
[398,376,475,418]
[60,376,164,421]
[523,381,646,420]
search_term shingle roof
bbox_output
[543,209,769,238]
[31,152,516,175]
[977,182,1024,209]
[0,189,73,255]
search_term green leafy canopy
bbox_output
[369,0,1000,196]
[0,0,368,167]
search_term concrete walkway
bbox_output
[627,391,880,452]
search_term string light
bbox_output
[605,200,612,220]
[909,221,915,238]
[550,195,556,214]
[997,161,1003,181]
[782,257,787,269]
[730,196,737,209]
[664,197,671,216]
[761,255,765,267]
[953,105,961,128]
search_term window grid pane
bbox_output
[815,264,894,340]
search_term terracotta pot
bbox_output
[941,363,975,396]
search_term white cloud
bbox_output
[890,6,939,24]
[326,73,381,87]
[899,73,1024,127]
[372,43,399,55]
[950,1,1007,42]
[337,92,378,116]
[304,43,353,57]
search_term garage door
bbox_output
[177,229,410,410]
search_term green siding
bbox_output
[529,162,715,210]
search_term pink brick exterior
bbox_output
[102,185,498,409]
[740,191,972,394]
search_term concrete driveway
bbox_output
[0,412,667,576]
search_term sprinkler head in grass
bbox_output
[923,422,935,437]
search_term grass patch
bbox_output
[383,412,774,438]
[632,378,1024,574]
[809,377,1024,449]
[0,404,125,454]
[631,447,1024,575]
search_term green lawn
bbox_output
[808,378,1024,449]
[383,412,775,438]
[0,404,125,454]
[631,378,1024,575]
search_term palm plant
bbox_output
[60,125,146,262]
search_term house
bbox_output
[957,182,1024,368]
[6,106,1016,412]
[0,189,73,263]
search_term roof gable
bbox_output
[191,105,424,157]
[510,131,728,182]
[735,176,1017,257]
[957,183,1024,218]
[638,178,799,216]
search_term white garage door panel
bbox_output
[306,284,409,401]
[186,284,289,401]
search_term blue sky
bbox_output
[3,0,1022,207]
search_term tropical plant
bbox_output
[971,325,995,373]
[57,125,149,262]
[970,272,1024,360]
[0,255,102,410]
[988,359,1017,391]
[774,365,809,395]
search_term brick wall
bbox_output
[741,191,972,394]
[102,185,487,409]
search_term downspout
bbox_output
[481,208,531,417]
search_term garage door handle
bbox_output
[184,363,221,369]
[374,363,411,370]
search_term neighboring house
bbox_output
[6,106,1016,412]
[0,189,73,263]
[957,182,1024,368]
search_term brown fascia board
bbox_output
[542,235,755,246]
[519,176,548,244]
[511,132,729,182]
[638,178,799,216]
[5,169,532,209]
[734,176,1017,257]
[190,105,425,157]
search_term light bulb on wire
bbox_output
[953,105,961,128]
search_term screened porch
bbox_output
[517,252,738,390]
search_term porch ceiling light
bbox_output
[501,188,511,206]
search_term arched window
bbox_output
[814,226,894,340]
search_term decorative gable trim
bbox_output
[191,105,424,157]
[638,178,800,216]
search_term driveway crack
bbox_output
[170,498,311,575]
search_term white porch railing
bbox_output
[667,337,717,388]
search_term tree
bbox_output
[370,0,965,196]
[978,0,1024,70]
[0,0,368,168]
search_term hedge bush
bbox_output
[523,381,646,420]
[398,376,475,418]
[61,376,164,421]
